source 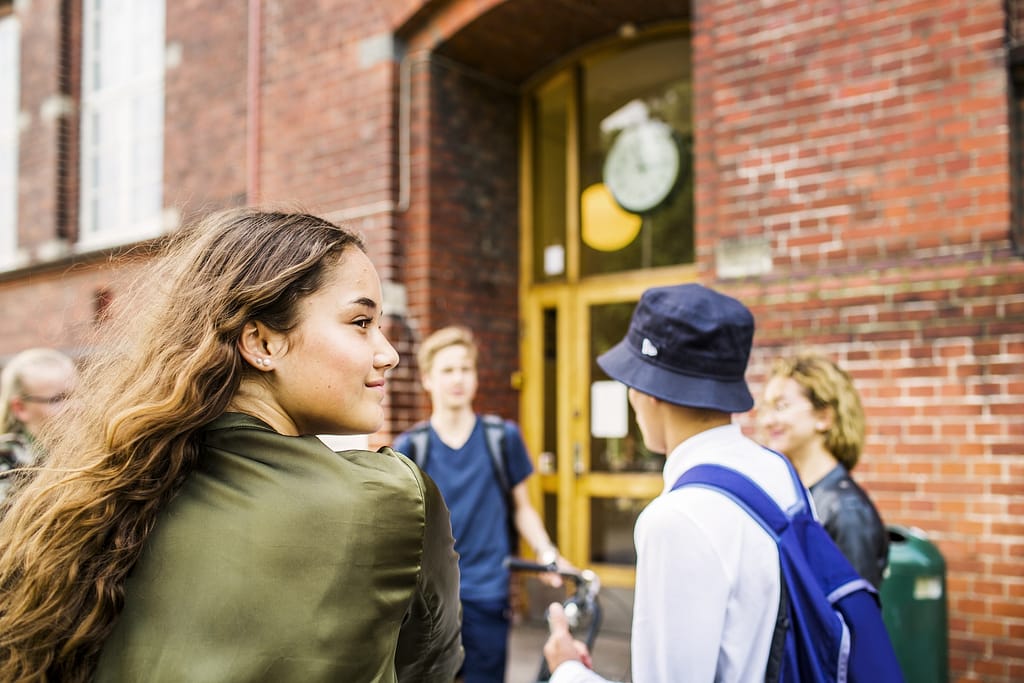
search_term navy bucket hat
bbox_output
[597,283,755,413]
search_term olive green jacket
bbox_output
[95,413,463,682]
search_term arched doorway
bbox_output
[398,2,695,595]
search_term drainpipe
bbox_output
[396,48,428,214]
[246,0,262,203]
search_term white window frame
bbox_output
[0,14,19,268]
[79,0,165,250]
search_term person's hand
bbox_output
[538,554,576,589]
[544,602,593,672]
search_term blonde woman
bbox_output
[758,352,888,588]
[0,209,462,682]
[0,347,77,500]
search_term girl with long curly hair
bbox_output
[0,209,463,682]
[757,351,889,589]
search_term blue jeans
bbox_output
[459,597,510,683]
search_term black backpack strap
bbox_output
[405,420,431,469]
[481,414,510,492]
[765,565,789,683]
[481,414,519,553]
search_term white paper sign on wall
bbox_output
[591,380,628,439]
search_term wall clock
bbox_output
[602,120,682,214]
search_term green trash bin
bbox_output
[880,525,949,683]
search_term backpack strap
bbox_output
[481,414,511,493]
[672,463,792,538]
[671,445,813,521]
[481,414,520,554]
[405,415,511,494]
[404,420,431,469]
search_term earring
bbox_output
[815,422,827,432]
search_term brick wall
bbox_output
[391,56,522,429]
[0,258,146,361]
[3,0,251,359]
[424,59,520,421]
[163,0,248,221]
[734,272,1024,682]
[693,1,1024,679]
[15,0,64,255]
[241,1,524,436]
[258,1,396,224]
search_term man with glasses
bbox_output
[0,348,77,500]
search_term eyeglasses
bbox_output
[20,392,70,404]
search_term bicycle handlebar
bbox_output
[505,556,603,682]
[504,556,601,597]
[504,556,581,580]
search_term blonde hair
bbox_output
[0,209,364,681]
[0,348,76,433]
[769,352,865,470]
[417,325,478,374]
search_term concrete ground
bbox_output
[505,618,632,683]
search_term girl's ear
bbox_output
[237,321,283,372]
[815,405,835,433]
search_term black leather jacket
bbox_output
[809,465,889,589]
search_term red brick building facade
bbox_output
[1,1,1022,680]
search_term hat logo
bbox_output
[641,338,659,357]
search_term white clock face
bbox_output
[602,120,681,214]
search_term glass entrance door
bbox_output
[519,29,696,588]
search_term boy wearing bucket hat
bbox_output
[544,283,799,683]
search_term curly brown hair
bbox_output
[0,209,364,681]
[769,351,866,470]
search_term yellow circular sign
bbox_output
[581,183,643,252]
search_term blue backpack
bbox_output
[672,451,904,683]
